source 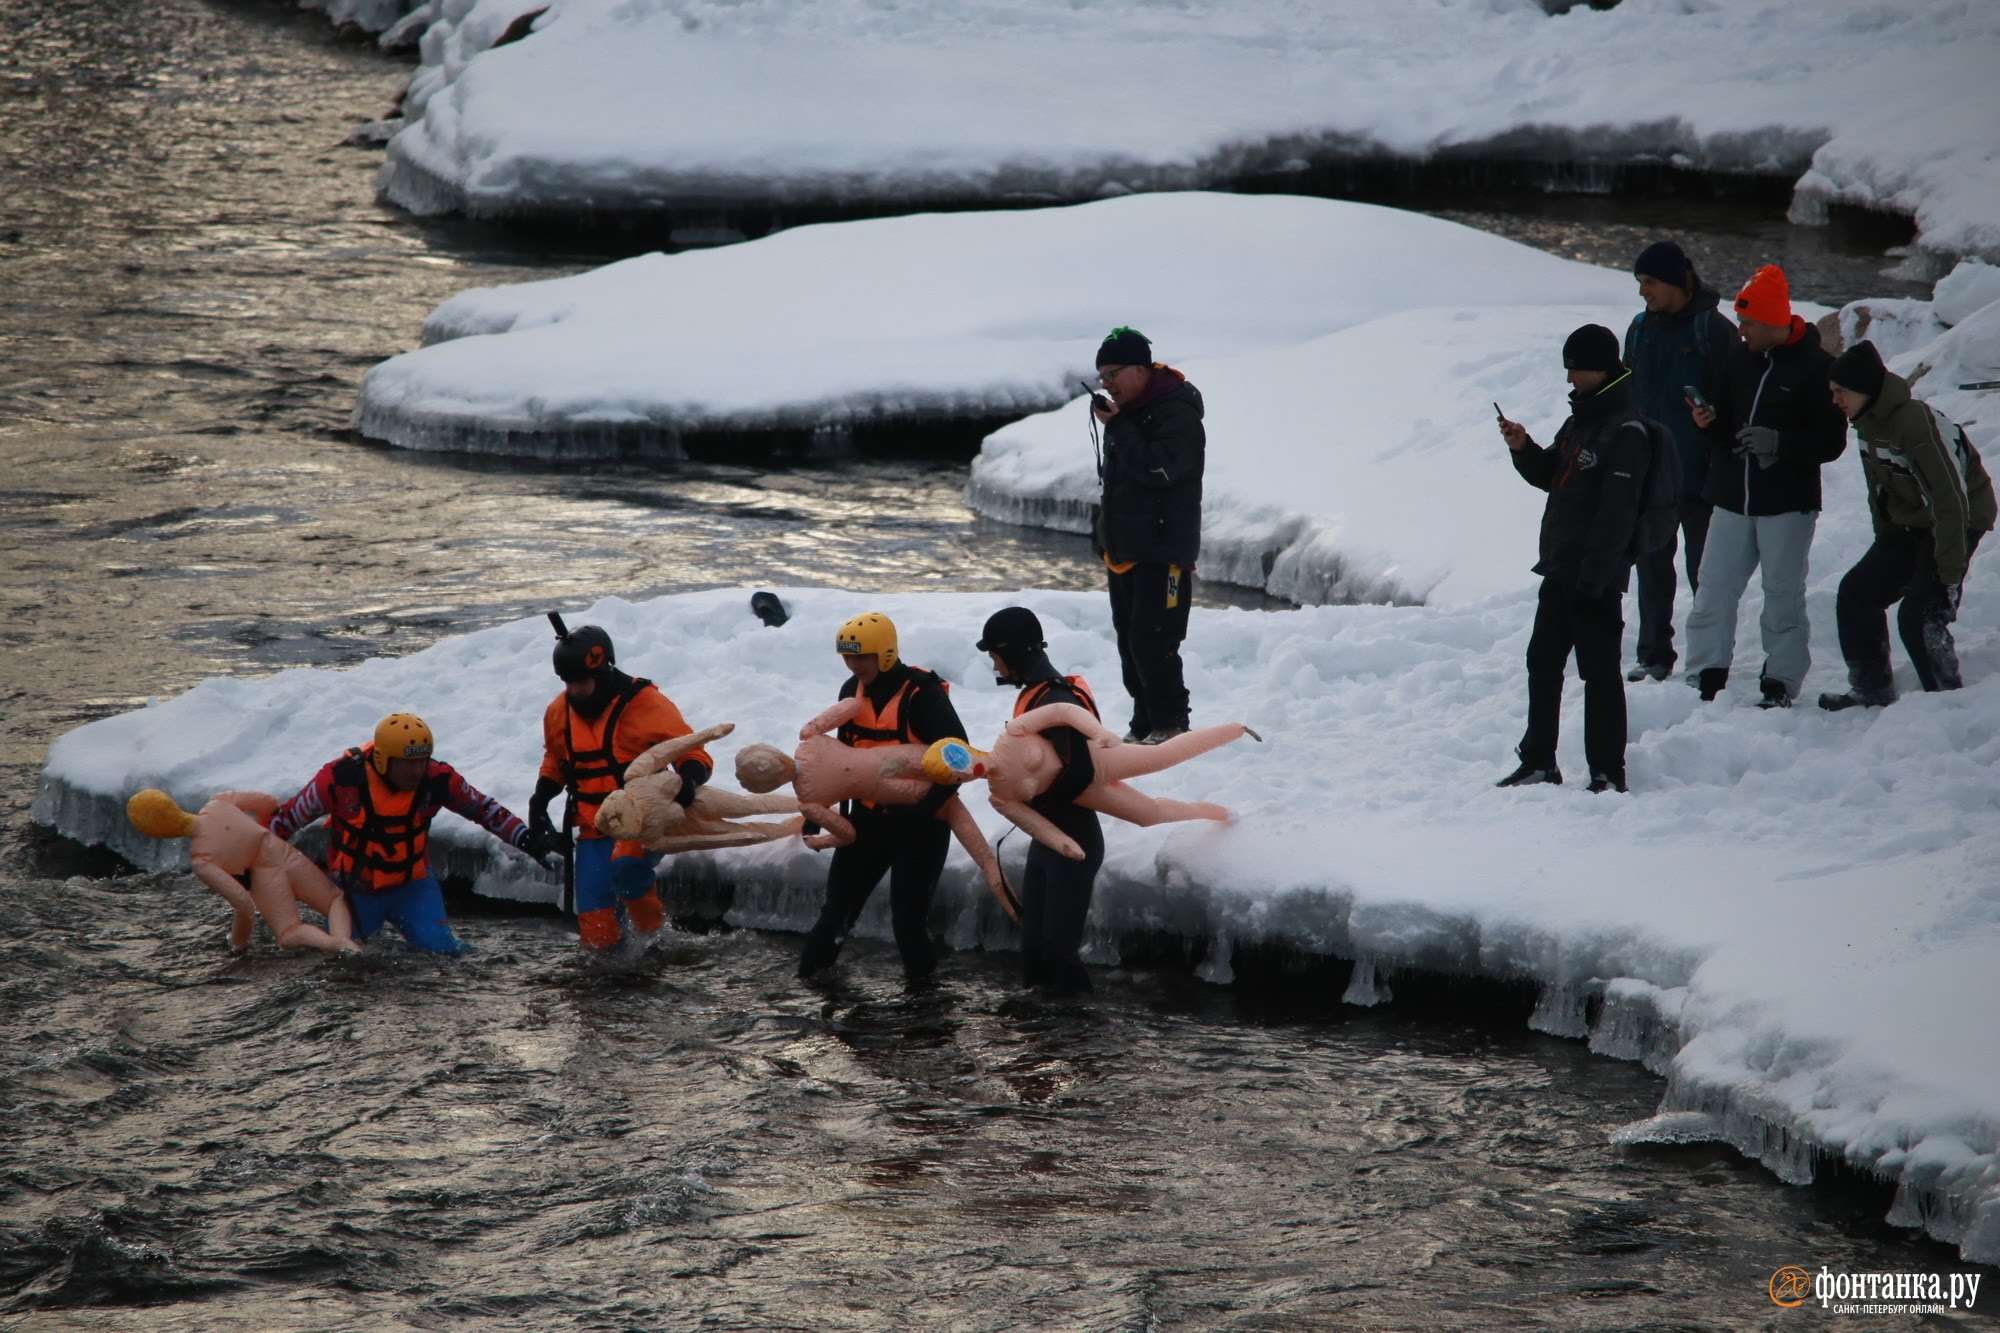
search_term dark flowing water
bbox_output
[0,0,1986,1325]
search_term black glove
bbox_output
[672,759,710,809]
[519,824,568,869]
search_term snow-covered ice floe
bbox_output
[32,569,2000,1262]
[974,261,2000,607]
[351,192,1632,455]
[380,0,2000,266]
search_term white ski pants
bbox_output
[1683,508,1818,697]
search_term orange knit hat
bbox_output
[1733,264,1791,327]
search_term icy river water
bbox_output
[0,0,1984,1327]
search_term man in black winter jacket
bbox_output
[1682,265,1847,708]
[1092,326,1205,744]
[1623,241,1741,681]
[1496,324,1653,794]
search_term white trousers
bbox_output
[1683,508,1818,696]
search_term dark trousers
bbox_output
[1107,561,1194,735]
[1835,526,1980,696]
[1521,577,1628,779]
[1019,803,1104,993]
[1632,498,1713,669]
[799,805,950,979]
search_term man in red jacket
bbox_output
[270,712,550,954]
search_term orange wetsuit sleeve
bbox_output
[615,688,712,773]
[539,695,570,785]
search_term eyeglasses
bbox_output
[1096,366,1131,384]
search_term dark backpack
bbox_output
[1630,417,1681,556]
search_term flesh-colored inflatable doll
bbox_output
[735,697,1019,920]
[593,722,805,852]
[926,705,1259,860]
[127,789,360,953]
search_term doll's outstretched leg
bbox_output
[1082,782,1230,828]
[1093,724,1249,782]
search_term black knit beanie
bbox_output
[1095,326,1152,369]
[1562,324,1624,374]
[1829,339,1887,402]
[1633,240,1693,289]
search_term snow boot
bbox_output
[1695,666,1728,701]
[1496,761,1562,788]
[1141,726,1190,745]
[1626,662,1670,682]
[1586,772,1628,794]
[1756,677,1793,709]
[1818,688,1895,712]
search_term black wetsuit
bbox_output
[797,662,965,980]
[1012,662,1104,993]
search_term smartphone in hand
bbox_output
[1682,384,1710,410]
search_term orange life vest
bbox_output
[836,667,947,749]
[327,747,433,890]
[562,677,651,835]
[1013,674,1099,721]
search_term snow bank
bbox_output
[350,193,1632,456]
[379,0,2000,265]
[299,0,420,36]
[31,565,2000,1262]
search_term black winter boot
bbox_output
[1818,688,1895,712]
[1696,667,1729,701]
[1626,662,1670,682]
[1496,761,1562,788]
[1757,678,1793,709]
[1586,772,1628,794]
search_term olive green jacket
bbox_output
[1852,373,1997,585]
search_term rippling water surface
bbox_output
[0,1,1983,1325]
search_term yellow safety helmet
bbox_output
[834,612,898,671]
[371,712,435,775]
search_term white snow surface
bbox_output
[380,0,2000,264]
[350,193,1633,455]
[31,569,2000,1263]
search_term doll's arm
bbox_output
[938,796,1017,920]
[624,722,735,781]
[800,697,864,740]
[191,855,257,950]
[989,796,1084,861]
[800,802,852,851]
[1004,702,1114,744]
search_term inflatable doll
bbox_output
[592,722,805,852]
[925,705,1259,860]
[735,697,1019,920]
[127,788,360,953]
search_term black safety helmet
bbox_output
[977,607,1045,662]
[553,624,616,682]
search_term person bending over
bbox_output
[270,713,548,954]
[1820,340,1996,710]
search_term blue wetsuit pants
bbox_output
[343,875,464,956]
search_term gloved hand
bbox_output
[519,823,568,869]
[1735,425,1781,469]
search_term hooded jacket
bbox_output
[1510,372,1652,596]
[1623,284,1738,499]
[1099,367,1205,566]
[1700,317,1847,515]
[1851,372,1997,586]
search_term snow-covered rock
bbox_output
[350,193,1633,457]
[378,0,2000,266]
[31,568,2000,1264]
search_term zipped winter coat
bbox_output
[1700,317,1847,515]
[1099,367,1205,566]
[1510,373,1652,596]
[1623,285,1739,499]
[1851,372,1997,586]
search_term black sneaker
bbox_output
[1141,726,1190,745]
[1496,762,1562,788]
[1696,667,1729,701]
[1587,772,1628,794]
[1757,678,1792,709]
[1122,727,1147,743]
[1627,662,1671,682]
[1818,689,1895,712]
